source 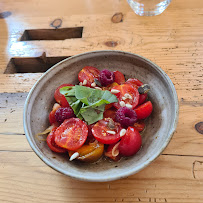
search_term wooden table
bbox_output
[0,0,203,202]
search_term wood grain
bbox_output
[0,151,203,202]
[0,0,203,202]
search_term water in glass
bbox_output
[127,0,172,16]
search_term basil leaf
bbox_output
[60,86,75,96]
[75,85,92,105]
[80,104,106,125]
[75,85,118,105]
[60,85,118,124]
[64,96,77,105]
[70,100,83,115]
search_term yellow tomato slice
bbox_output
[69,141,104,163]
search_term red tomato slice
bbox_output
[47,127,67,153]
[78,66,100,87]
[134,101,153,120]
[138,93,147,105]
[49,103,61,125]
[55,118,88,151]
[111,84,140,109]
[105,103,113,110]
[103,108,116,121]
[92,118,122,144]
[85,124,96,144]
[133,120,145,132]
[102,82,119,91]
[105,142,121,161]
[113,71,125,85]
[125,78,143,89]
[119,127,142,156]
[54,84,73,107]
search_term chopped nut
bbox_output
[111,89,120,94]
[124,93,132,99]
[126,104,132,109]
[120,129,127,137]
[122,96,127,100]
[120,101,126,107]
[91,82,96,87]
[82,79,87,85]
[69,152,79,161]
[107,130,116,135]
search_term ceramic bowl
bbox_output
[24,50,179,182]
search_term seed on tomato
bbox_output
[92,118,122,144]
[111,84,140,110]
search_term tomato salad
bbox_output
[42,66,153,163]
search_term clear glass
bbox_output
[127,0,172,16]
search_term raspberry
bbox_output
[99,69,115,86]
[55,107,75,123]
[116,107,137,128]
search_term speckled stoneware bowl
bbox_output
[24,50,179,182]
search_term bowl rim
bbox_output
[23,50,179,182]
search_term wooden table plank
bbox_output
[0,0,203,202]
[0,151,203,203]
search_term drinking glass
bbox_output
[127,0,172,16]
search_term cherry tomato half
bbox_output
[102,82,119,91]
[113,71,125,85]
[125,78,143,89]
[105,142,121,161]
[54,84,73,107]
[85,124,95,144]
[138,93,147,105]
[134,101,153,120]
[103,108,117,121]
[119,126,142,157]
[47,127,67,153]
[111,84,140,109]
[49,103,61,125]
[55,118,88,151]
[78,66,100,87]
[133,120,145,132]
[69,141,104,163]
[92,118,122,144]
